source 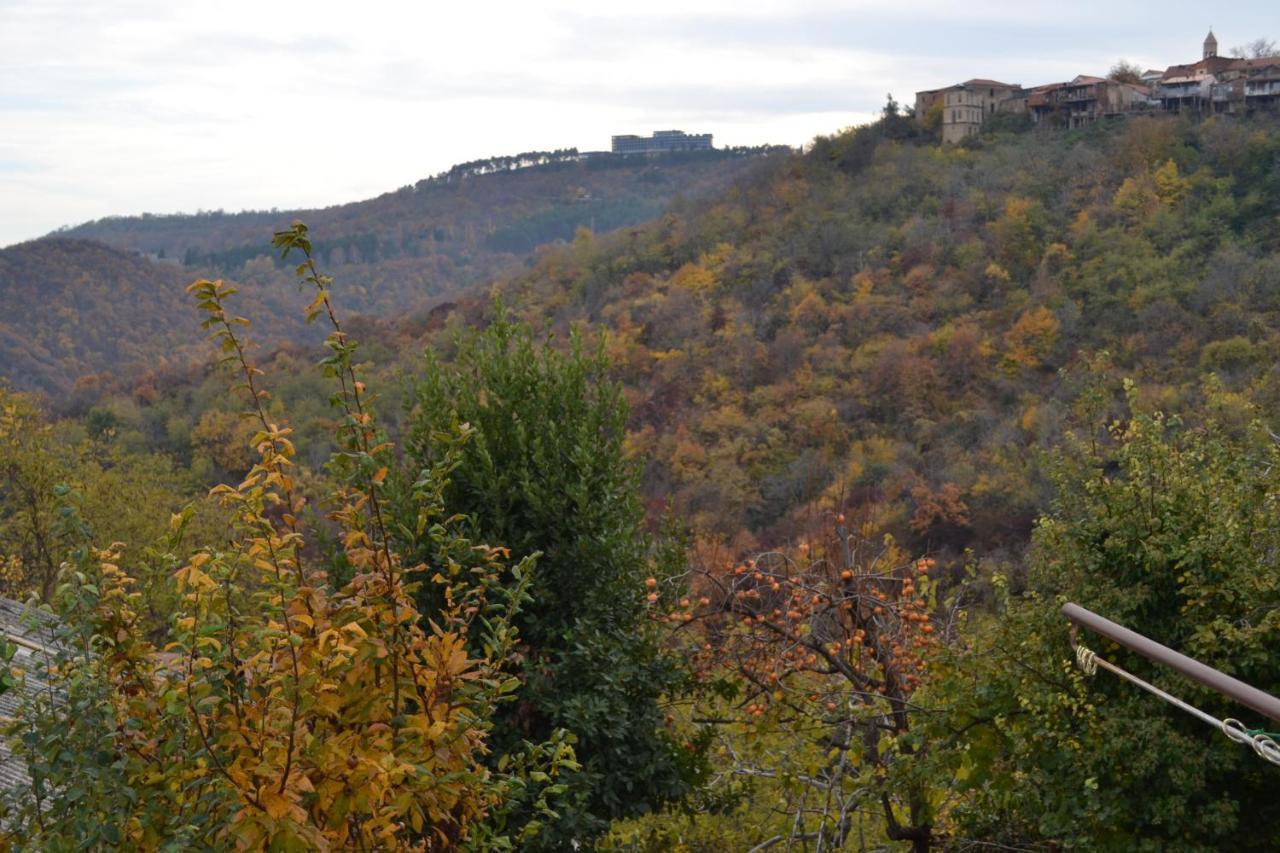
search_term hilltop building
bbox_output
[936,79,1021,143]
[1023,76,1154,128]
[1158,43,1280,115]
[1245,65,1280,108]
[611,130,714,155]
[915,30,1279,142]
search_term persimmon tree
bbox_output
[2,224,574,850]
[657,512,959,851]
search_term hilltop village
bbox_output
[917,30,1280,143]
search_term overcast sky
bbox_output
[2,0,1276,247]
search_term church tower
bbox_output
[1203,29,1218,59]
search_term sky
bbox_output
[2,0,1277,248]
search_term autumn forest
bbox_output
[2,107,1280,850]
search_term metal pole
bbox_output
[1062,602,1280,724]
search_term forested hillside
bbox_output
[3,149,780,396]
[62,149,782,272]
[0,240,186,395]
[54,113,1280,567]
[58,149,780,314]
[0,239,319,397]
[5,114,1280,850]
[481,113,1280,561]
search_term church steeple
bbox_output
[1203,28,1218,59]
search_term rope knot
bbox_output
[1075,644,1098,677]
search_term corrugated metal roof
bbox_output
[0,598,64,793]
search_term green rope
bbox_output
[1246,728,1280,739]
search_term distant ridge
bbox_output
[3,147,786,395]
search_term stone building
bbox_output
[1159,35,1280,116]
[1244,64,1280,111]
[949,75,1152,130]
[915,30,1279,140]
[938,79,1020,143]
[913,88,946,121]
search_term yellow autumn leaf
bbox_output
[175,564,217,593]
[259,789,295,821]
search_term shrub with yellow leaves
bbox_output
[1,224,574,850]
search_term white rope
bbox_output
[1074,643,1280,767]
[1074,644,1097,676]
